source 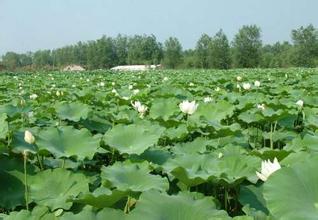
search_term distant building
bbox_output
[62,65,85,71]
[110,64,161,71]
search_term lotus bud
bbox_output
[24,130,35,144]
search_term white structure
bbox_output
[110,65,161,71]
[63,65,85,71]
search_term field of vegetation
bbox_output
[1,68,318,219]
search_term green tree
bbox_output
[1,52,21,70]
[33,50,52,67]
[260,42,293,68]
[114,34,128,65]
[162,37,183,69]
[291,24,318,67]
[208,29,231,69]
[127,35,162,64]
[233,25,262,68]
[182,49,196,68]
[195,34,211,68]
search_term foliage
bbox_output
[0,68,318,219]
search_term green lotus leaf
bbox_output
[73,187,129,208]
[238,111,264,124]
[216,155,260,185]
[239,185,269,215]
[172,137,212,154]
[135,148,172,165]
[0,104,27,118]
[164,124,188,141]
[190,100,235,123]
[149,98,179,121]
[2,206,57,220]
[162,153,216,187]
[129,190,230,220]
[60,207,125,220]
[55,101,90,122]
[104,124,164,155]
[0,156,35,209]
[37,126,101,160]
[0,113,8,139]
[101,161,169,192]
[264,156,318,219]
[29,168,89,210]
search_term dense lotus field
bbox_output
[1,68,318,220]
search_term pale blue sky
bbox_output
[0,0,317,55]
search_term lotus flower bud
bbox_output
[24,130,35,144]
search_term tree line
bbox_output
[1,24,318,70]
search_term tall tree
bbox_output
[291,24,318,67]
[208,29,231,69]
[127,35,162,65]
[195,34,211,68]
[2,52,21,70]
[32,50,52,67]
[162,37,183,69]
[233,25,262,68]
[113,34,128,65]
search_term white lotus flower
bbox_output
[99,82,105,87]
[131,101,148,117]
[179,100,198,115]
[112,82,116,86]
[203,97,213,103]
[256,157,281,181]
[56,91,61,96]
[72,84,76,88]
[133,89,140,95]
[215,87,220,92]
[254,80,261,87]
[24,130,35,144]
[236,76,242,81]
[131,101,142,110]
[218,152,223,159]
[128,85,133,90]
[236,84,241,90]
[242,83,251,90]
[257,103,265,111]
[296,100,304,108]
[137,105,148,116]
[28,111,34,118]
[189,82,194,86]
[86,79,90,82]
[111,89,119,96]
[30,94,38,100]
[163,77,168,81]
[285,74,288,78]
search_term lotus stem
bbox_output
[224,187,228,211]
[23,151,29,211]
[124,196,131,214]
[36,154,43,170]
[270,123,273,149]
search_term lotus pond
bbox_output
[1,68,318,219]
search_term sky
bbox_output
[0,0,317,55]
